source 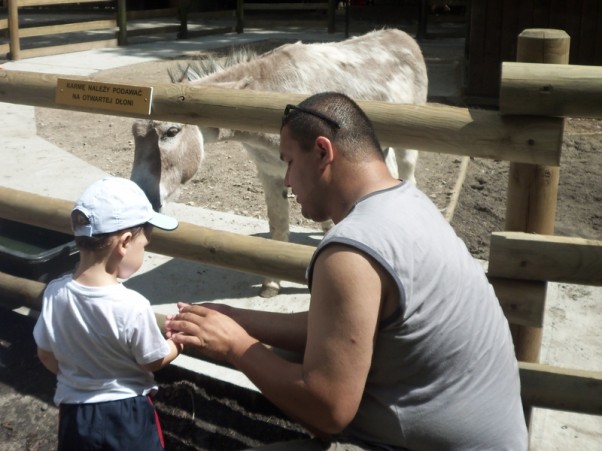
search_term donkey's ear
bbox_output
[132,120,151,137]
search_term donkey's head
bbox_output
[130,120,204,211]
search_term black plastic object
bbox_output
[0,218,79,282]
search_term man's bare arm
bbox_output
[167,244,386,436]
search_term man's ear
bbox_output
[315,136,335,167]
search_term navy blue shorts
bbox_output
[58,395,164,451]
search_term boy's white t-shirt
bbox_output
[33,275,170,405]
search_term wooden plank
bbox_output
[519,361,602,416]
[501,29,568,394]
[578,0,599,63]
[0,271,44,311]
[0,70,565,166]
[243,3,329,11]
[500,0,520,63]
[8,0,20,60]
[19,20,117,38]
[500,62,602,118]
[465,0,488,97]
[564,0,583,65]
[1,269,600,417]
[595,1,602,65]
[19,0,112,6]
[0,187,312,285]
[532,0,550,25]
[0,18,7,30]
[127,8,178,20]
[187,10,236,20]
[127,25,180,37]
[516,0,535,32]
[15,39,118,60]
[117,0,126,45]
[489,277,546,327]
[181,26,236,39]
[548,0,568,31]
[489,231,602,286]
[492,275,547,325]
[481,0,504,99]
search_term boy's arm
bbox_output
[141,338,183,372]
[37,348,59,375]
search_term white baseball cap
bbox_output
[72,177,178,237]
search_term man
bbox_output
[166,92,528,450]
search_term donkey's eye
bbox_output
[163,127,180,139]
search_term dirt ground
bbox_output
[1,39,600,450]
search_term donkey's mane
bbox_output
[168,46,260,83]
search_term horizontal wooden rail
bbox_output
[6,0,120,61]
[244,3,329,11]
[0,70,564,166]
[519,361,602,416]
[1,270,600,416]
[13,39,119,60]
[18,20,117,38]
[18,0,112,6]
[0,187,593,329]
[127,8,179,20]
[500,62,602,118]
[489,232,602,286]
[128,25,180,38]
[0,271,44,311]
[0,187,312,285]
[488,278,546,328]
[187,10,236,20]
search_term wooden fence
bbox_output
[466,0,602,102]
[2,0,120,60]
[0,27,600,429]
[0,190,601,419]
[0,0,341,61]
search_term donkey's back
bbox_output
[200,29,428,105]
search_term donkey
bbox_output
[131,28,428,297]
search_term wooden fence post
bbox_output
[505,28,570,424]
[177,0,191,39]
[328,0,337,34]
[117,0,127,46]
[7,0,20,60]
[236,0,244,34]
[417,0,428,41]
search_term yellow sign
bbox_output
[55,78,153,115]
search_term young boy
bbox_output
[33,176,183,451]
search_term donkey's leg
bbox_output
[393,148,418,184]
[256,169,290,297]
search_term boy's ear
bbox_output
[116,231,133,255]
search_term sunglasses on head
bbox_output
[282,104,341,130]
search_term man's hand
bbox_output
[165,302,258,363]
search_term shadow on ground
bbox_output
[0,309,309,450]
